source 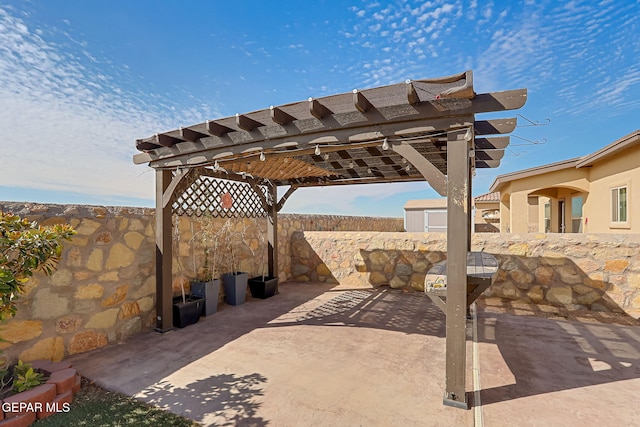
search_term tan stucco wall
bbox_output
[499,191,511,232]
[583,148,640,233]
[497,145,639,233]
[500,168,590,233]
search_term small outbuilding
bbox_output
[404,192,501,233]
[403,198,448,232]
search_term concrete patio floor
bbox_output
[67,282,640,426]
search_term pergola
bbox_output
[133,70,526,409]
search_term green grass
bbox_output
[34,380,199,427]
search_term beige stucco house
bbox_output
[490,129,640,233]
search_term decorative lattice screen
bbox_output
[172,172,271,218]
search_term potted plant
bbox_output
[172,216,205,328]
[172,286,205,328]
[172,266,205,328]
[220,219,249,306]
[248,218,278,299]
[191,242,221,316]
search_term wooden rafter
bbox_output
[406,81,420,105]
[236,113,262,131]
[353,89,373,113]
[270,106,296,125]
[309,98,332,119]
[179,127,207,142]
[206,120,234,136]
[134,89,526,165]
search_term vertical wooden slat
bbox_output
[444,128,470,409]
[155,169,173,332]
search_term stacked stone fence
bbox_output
[291,231,640,319]
[0,201,403,364]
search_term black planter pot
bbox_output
[248,276,278,299]
[222,272,248,306]
[172,295,205,328]
[191,279,221,316]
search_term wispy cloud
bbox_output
[0,7,215,203]
[343,0,640,119]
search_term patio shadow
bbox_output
[265,287,446,337]
[476,306,640,406]
[67,283,334,397]
[136,372,268,426]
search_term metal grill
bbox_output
[172,172,270,217]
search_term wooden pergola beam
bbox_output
[353,89,373,113]
[236,113,262,131]
[179,127,208,142]
[391,141,448,195]
[406,81,420,105]
[270,106,295,126]
[138,118,471,168]
[475,118,517,135]
[156,133,182,147]
[474,148,505,161]
[206,120,234,136]
[474,136,510,149]
[134,89,526,165]
[309,98,332,119]
[161,168,194,209]
[244,176,271,213]
[276,186,297,212]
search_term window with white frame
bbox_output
[571,195,583,232]
[544,202,551,232]
[611,186,627,223]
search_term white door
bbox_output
[425,209,447,233]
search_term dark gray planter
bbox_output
[222,272,248,306]
[248,276,278,299]
[191,279,221,316]
[172,295,205,328]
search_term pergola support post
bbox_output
[444,129,471,409]
[267,183,279,284]
[468,128,474,251]
[155,169,174,333]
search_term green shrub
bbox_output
[0,211,75,320]
[12,360,47,393]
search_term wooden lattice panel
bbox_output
[173,174,270,217]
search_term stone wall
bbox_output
[0,203,157,365]
[0,201,403,363]
[291,232,640,318]
[277,214,404,281]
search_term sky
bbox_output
[1,0,639,218]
